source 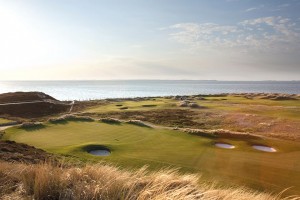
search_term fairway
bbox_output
[4,120,300,195]
[85,98,177,113]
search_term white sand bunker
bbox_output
[252,145,276,152]
[215,143,235,149]
[89,149,110,156]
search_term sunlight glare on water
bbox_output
[0,80,299,101]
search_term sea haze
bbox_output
[0,80,299,101]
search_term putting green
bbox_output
[4,121,300,195]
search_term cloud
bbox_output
[164,16,300,53]
[270,3,290,12]
[240,16,298,38]
[168,23,239,48]
[278,4,290,8]
[245,5,264,12]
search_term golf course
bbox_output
[4,118,300,195]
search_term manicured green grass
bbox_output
[0,118,13,125]
[4,121,300,194]
[85,98,177,113]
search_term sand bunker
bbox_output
[89,149,110,156]
[215,143,235,149]
[252,145,276,152]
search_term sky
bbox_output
[0,0,300,81]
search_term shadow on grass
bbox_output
[49,118,94,125]
[101,121,122,125]
[142,104,157,107]
[187,131,217,139]
[81,144,112,153]
[68,118,94,122]
[100,118,122,125]
[49,120,69,125]
[20,124,47,132]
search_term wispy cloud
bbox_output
[278,3,290,8]
[245,5,264,12]
[271,3,290,12]
[164,16,300,53]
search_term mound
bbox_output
[0,140,53,164]
[0,102,70,118]
[0,92,70,118]
[0,92,56,103]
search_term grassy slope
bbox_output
[0,118,13,125]
[85,96,300,117]
[83,95,300,140]
[1,161,286,200]
[4,121,300,195]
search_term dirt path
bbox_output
[69,101,75,113]
[0,125,16,131]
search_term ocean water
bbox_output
[0,80,299,101]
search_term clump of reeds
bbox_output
[0,161,296,200]
[20,122,43,128]
[99,118,122,124]
[126,120,152,128]
[48,114,94,123]
[182,128,259,139]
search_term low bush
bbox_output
[183,128,259,139]
[100,118,122,124]
[20,122,44,128]
[126,120,152,128]
[48,115,94,123]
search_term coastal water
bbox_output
[0,80,299,101]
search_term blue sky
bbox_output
[0,0,299,80]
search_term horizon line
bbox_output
[0,79,300,82]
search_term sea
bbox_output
[0,80,299,101]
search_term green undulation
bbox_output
[4,120,300,195]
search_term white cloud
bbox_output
[165,16,300,53]
[245,5,264,12]
[270,3,291,12]
[240,16,298,38]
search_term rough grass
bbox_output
[182,128,260,139]
[82,95,300,141]
[48,114,94,123]
[0,161,298,200]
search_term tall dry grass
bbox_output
[0,161,299,200]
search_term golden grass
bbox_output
[0,161,299,200]
[182,128,260,139]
